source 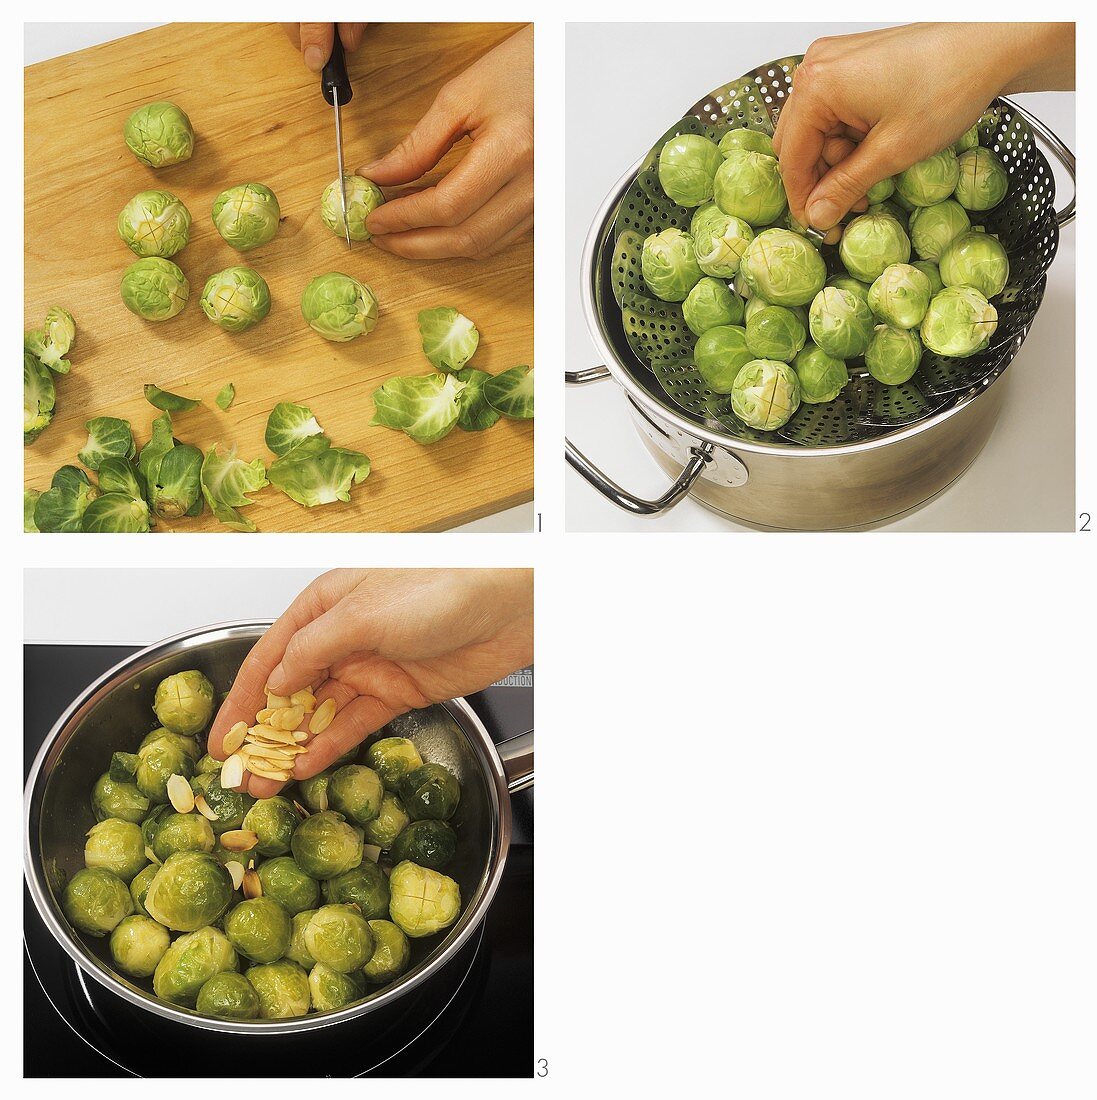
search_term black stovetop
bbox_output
[24,644,533,1078]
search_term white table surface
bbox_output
[24,23,533,534]
[565,22,1076,532]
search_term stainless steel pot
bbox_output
[24,621,533,1036]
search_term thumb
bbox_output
[359,91,466,186]
[805,130,903,231]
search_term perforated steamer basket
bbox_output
[566,56,1076,529]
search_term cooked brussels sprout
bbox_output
[920,286,998,357]
[256,856,321,915]
[200,267,271,333]
[92,772,151,824]
[130,863,159,918]
[808,287,874,359]
[246,959,311,1019]
[718,129,773,157]
[139,727,200,762]
[689,203,754,279]
[196,972,260,1020]
[83,818,148,883]
[911,260,945,297]
[309,962,365,1012]
[117,190,192,258]
[729,359,801,431]
[285,909,318,968]
[908,200,971,262]
[191,771,254,834]
[328,765,384,826]
[401,763,461,822]
[225,897,292,964]
[297,770,333,814]
[363,919,411,983]
[242,797,299,856]
[120,258,189,321]
[154,926,238,1007]
[62,867,134,937]
[938,230,1009,299]
[211,183,281,251]
[301,273,379,341]
[692,325,752,393]
[302,904,375,973]
[365,793,411,849]
[640,228,703,302]
[321,175,385,241]
[125,737,194,803]
[792,345,848,405]
[682,277,743,336]
[839,213,912,283]
[865,324,923,384]
[739,229,826,308]
[322,859,391,919]
[390,819,457,871]
[143,850,233,931]
[866,177,896,203]
[151,812,215,862]
[110,914,171,978]
[366,737,424,791]
[868,263,933,330]
[657,134,723,207]
[894,149,960,207]
[389,861,461,938]
[123,101,194,168]
[954,148,1008,211]
[154,670,215,735]
[713,151,787,226]
[745,305,807,362]
[290,811,364,880]
[23,352,55,445]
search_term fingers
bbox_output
[297,23,334,72]
[265,601,379,698]
[338,23,367,52]
[805,129,905,230]
[294,694,405,779]
[774,102,828,229]
[358,89,467,188]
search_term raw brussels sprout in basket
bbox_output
[640,228,703,302]
[657,134,723,208]
[730,359,801,432]
[58,668,470,1021]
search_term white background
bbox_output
[565,21,1077,532]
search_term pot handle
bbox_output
[498,729,533,793]
[1003,97,1076,227]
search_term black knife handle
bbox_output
[321,33,353,106]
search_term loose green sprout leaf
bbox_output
[117,190,192,258]
[97,457,148,505]
[145,384,200,412]
[418,308,479,371]
[24,489,41,532]
[148,444,204,520]
[320,175,385,241]
[301,273,379,342]
[24,351,56,445]
[123,101,194,168]
[138,412,176,487]
[265,403,324,457]
[268,437,371,507]
[81,494,152,533]
[454,368,501,432]
[200,446,268,532]
[79,417,136,471]
[25,306,76,373]
[215,383,236,411]
[211,184,281,251]
[371,374,466,444]
[483,366,534,420]
[34,466,98,532]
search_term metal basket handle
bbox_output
[565,368,713,515]
[1004,97,1076,226]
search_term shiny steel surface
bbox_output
[333,89,351,248]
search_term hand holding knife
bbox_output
[321,35,354,249]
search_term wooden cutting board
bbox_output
[24,22,533,532]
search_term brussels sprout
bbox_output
[191,771,254,834]
[483,365,534,420]
[689,203,754,278]
[718,129,773,158]
[745,305,807,362]
[938,231,1009,299]
[372,373,466,444]
[321,175,385,241]
[808,287,874,360]
[954,124,980,152]
[225,897,292,964]
[911,260,944,297]
[130,863,159,917]
[792,345,848,405]
[23,352,55,445]
[363,919,411,983]
[196,972,260,1020]
[365,793,411,849]
[389,861,461,938]
[865,177,896,203]
[322,859,391,919]
[865,324,923,384]
[255,856,322,915]
[110,914,171,978]
[143,850,233,931]
[290,811,364,880]
[640,228,703,302]
[297,771,333,814]
[25,305,76,374]
[154,670,215,735]
[328,765,385,826]
[211,183,281,251]
[242,797,299,856]
[401,763,461,822]
[200,444,268,532]
[62,867,134,937]
[908,200,971,263]
[139,727,200,762]
[682,277,744,336]
[92,772,151,824]
[123,101,194,168]
[84,818,149,883]
[117,190,191,259]
[285,909,318,968]
[366,737,424,791]
[309,962,365,1012]
[301,273,379,341]
[692,325,752,393]
[729,359,801,431]
[657,134,723,207]
[713,151,787,226]
[868,263,933,330]
[302,904,375,973]
[954,148,1008,211]
[130,738,194,803]
[200,267,271,333]
[390,819,457,871]
[246,959,312,1019]
[195,753,222,775]
[154,926,238,1007]
[894,149,960,207]
[152,812,215,862]
[739,229,826,308]
[920,286,998,357]
[137,413,202,521]
[120,258,189,321]
[838,213,912,283]
[33,466,96,531]
[867,200,910,227]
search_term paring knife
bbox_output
[321,35,354,248]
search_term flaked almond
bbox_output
[247,762,294,782]
[219,829,259,852]
[266,691,291,710]
[270,705,305,731]
[222,722,248,756]
[220,753,245,790]
[194,795,218,822]
[318,787,329,812]
[255,708,276,724]
[291,689,317,712]
[309,698,337,736]
[242,868,263,899]
[292,800,310,818]
[241,747,295,767]
[292,730,309,743]
[362,844,382,863]
[246,725,298,745]
[145,845,160,865]
[225,861,246,890]
[167,773,195,813]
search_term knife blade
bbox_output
[321,34,354,248]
